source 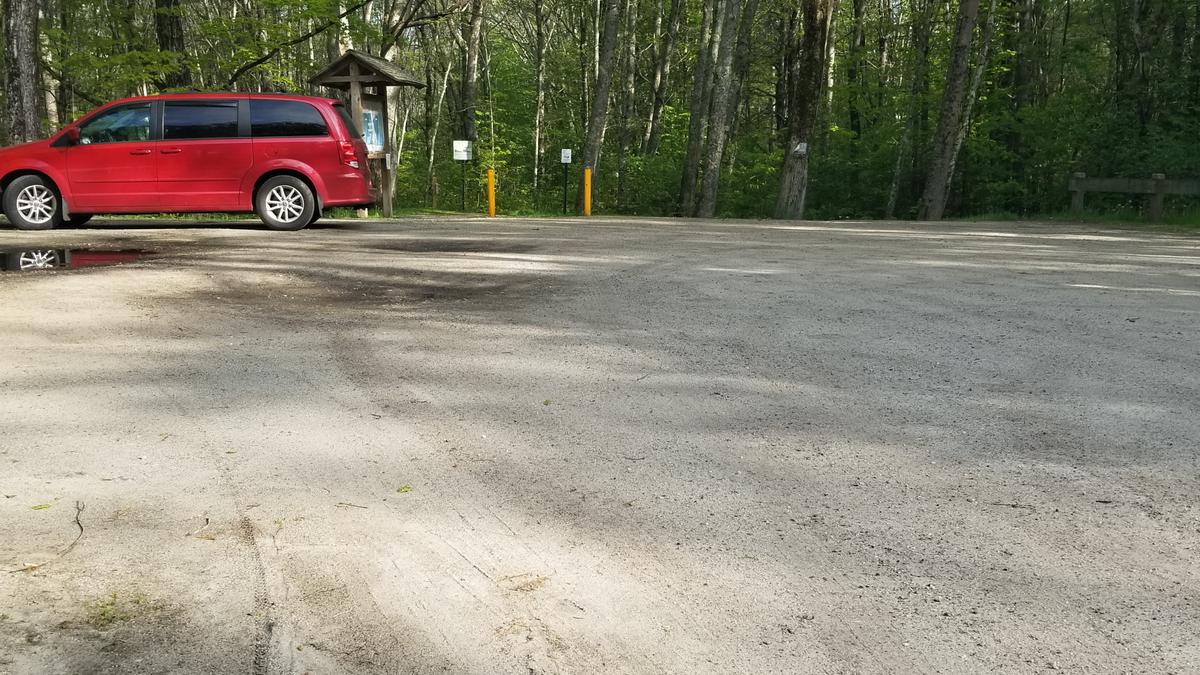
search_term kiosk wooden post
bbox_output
[311,50,424,218]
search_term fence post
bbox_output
[1149,173,1166,220]
[1070,172,1086,212]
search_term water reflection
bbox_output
[0,248,154,272]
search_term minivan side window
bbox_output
[164,102,239,140]
[250,100,328,137]
[78,104,152,145]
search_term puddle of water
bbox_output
[0,248,156,273]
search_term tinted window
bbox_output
[164,102,238,140]
[333,104,361,139]
[78,104,151,144]
[251,100,328,137]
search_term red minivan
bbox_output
[0,93,374,231]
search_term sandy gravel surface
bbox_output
[1,217,1198,674]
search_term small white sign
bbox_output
[453,140,472,161]
[794,142,808,156]
[560,149,573,164]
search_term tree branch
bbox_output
[394,5,469,36]
[39,59,104,107]
[224,0,372,88]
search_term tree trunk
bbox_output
[155,0,192,89]
[576,0,622,212]
[55,0,72,126]
[461,0,486,142]
[885,0,933,218]
[695,0,745,217]
[942,0,996,212]
[577,3,591,129]
[678,0,720,214]
[773,9,797,139]
[4,0,42,143]
[918,0,981,221]
[847,0,866,137]
[721,0,759,169]
[615,0,639,209]
[772,0,837,220]
[532,0,548,190]
[426,49,453,207]
[641,0,683,154]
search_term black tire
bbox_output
[254,176,316,231]
[3,175,63,231]
[65,214,93,227]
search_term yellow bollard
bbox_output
[487,168,496,217]
[583,167,592,216]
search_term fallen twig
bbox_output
[988,501,1037,512]
[8,501,85,573]
[186,517,212,538]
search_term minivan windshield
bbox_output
[333,104,361,140]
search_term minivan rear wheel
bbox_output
[255,176,315,231]
[4,175,63,231]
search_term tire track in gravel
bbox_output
[237,515,275,675]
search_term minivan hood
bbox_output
[0,139,48,155]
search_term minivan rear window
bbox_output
[333,104,361,140]
[251,100,328,137]
[164,102,238,140]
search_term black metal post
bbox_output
[562,164,569,214]
[460,161,467,212]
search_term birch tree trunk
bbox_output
[425,49,453,207]
[918,0,981,221]
[772,0,837,220]
[4,0,42,143]
[576,0,622,212]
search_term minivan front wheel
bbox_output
[256,176,315,231]
[4,176,63,231]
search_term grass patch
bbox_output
[85,592,148,629]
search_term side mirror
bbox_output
[65,127,80,145]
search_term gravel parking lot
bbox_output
[1,216,1198,674]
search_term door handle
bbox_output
[129,149,152,155]
[160,148,183,154]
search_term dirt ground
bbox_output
[1,216,1198,674]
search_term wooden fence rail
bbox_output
[1069,173,1200,219]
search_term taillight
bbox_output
[340,141,360,169]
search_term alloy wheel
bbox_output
[16,185,57,225]
[265,184,305,223]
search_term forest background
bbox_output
[2,0,1197,221]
